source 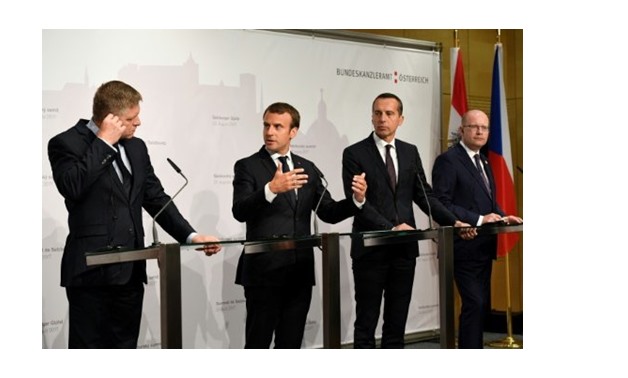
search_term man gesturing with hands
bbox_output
[232,102,366,348]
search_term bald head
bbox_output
[461,110,489,126]
[459,110,490,151]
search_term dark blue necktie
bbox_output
[278,155,296,206]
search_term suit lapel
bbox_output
[121,139,138,202]
[78,122,129,199]
[396,141,410,191]
[257,146,278,177]
[454,144,491,199]
[112,164,128,199]
[257,147,296,210]
[477,153,493,198]
[76,120,95,144]
[482,155,497,202]
[366,135,395,193]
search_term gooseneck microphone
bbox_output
[151,158,189,247]
[312,165,328,236]
[415,160,434,230]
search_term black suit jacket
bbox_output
[432,143,505,261]
[232,146,358,287]
[342,133,457,260]
[48,119,195,287]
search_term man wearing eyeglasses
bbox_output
[432,109,522,348]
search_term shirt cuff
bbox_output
[186,232,198,244]
[264,182,277,203]
[352,196,365,209]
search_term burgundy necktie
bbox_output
[385,144,396,192]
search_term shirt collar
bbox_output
[459,141,480,160]
[373,133,395,149]
[86,119,99,135]
[267,149,292,161]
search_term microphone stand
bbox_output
[312,165,328,236]
[152,158,188,247]
[416,167,434,230]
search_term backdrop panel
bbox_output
[42,29,441,348]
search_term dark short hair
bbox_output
[372,93,403,115]
[92,80,142,125]
[263,102,300,129]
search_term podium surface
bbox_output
[84,223,522,349]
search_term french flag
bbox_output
[447,47,468,147]
[487,42,520,257]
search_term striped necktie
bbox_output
[114,143,132,197]
[474,154,491,194]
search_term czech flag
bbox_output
[447,47,468,148]
[487,43,520,257]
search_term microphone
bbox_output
[151,158,189,247]
[415,162,434,230]
[312,164,328,236]
[167,157,184,175]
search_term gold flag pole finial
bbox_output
[454,29,459,48]
[496,29,501,44]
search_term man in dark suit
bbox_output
[342,92,473,348]
[48,80,221,348]
[432,109,522,348]
[232,102,367,348]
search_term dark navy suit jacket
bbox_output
[48,119,195,287]
[342,132,458,260]
[432,142,505,261]
[232,146,358,287]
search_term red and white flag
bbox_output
[447,47,468,147]
[487,42,520,257]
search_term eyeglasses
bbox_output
[463,124,490,132]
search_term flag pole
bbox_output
[454,29,459,47]
[487,251,522,348]
[487,29,522,349]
